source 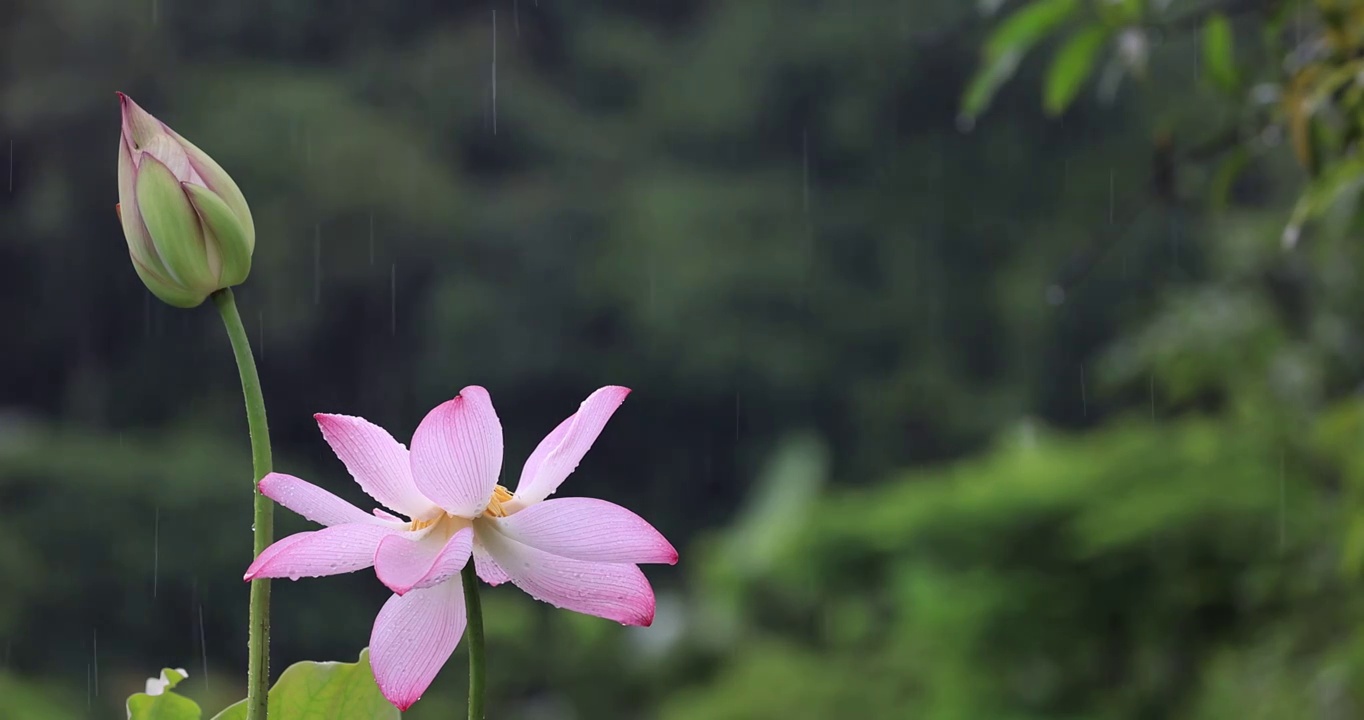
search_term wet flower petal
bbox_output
[493,497,676,564]
[511,386,630,508]
[369,581,466,711]
[409,386,503,517]
[258,472,383,528]
[477,524,656,626]
[375,527,474,595]
[243,524,398,581]
[315,413,439,520]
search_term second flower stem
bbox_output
[461,564,486,720]
[213,288,275,720]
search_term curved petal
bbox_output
[493,498,677,564]
[512,386,630,507]
[136,153,214,291]
[315,413,439,520]
[184,183,252,287]
[409,387,503,518]
[477,524,656,626]
[258,472,382,528]
[117,93,165,153]
[369,580,466,711]
[472,542,511,586]
[118,136,171,281]
[243,524,397,581]
[168,127,256,252]
[375,527,474,595]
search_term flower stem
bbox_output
[212,288,274,720]
[461,564,486,720]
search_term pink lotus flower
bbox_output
[244,385,676,710]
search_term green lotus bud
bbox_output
[115,92,255,308]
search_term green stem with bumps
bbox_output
[212,288,274,720]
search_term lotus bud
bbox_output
[115,92,255,308]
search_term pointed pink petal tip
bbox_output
[409,387,503,517]
[370,582,466,712]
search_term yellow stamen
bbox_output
[483,485,514,518]
[406,485,515,529]
[409,515,440,531]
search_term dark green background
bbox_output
[4,1,1362,718]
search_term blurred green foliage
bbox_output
[7,0,1364,718]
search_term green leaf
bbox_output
[1208,147,1250,212]
[961,0,1079,119]
[1043,26,1109,115]
[1283,157,1364,247]
[960,50,1025,124]
[983,0,1078,61]
[210,649,398,720]
[1202,13,1238,93]
[126,669,202,720]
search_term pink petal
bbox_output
[494,498,677,564]
[473,543,511,586]
[369,580,466,711]
[374,527,474,595]
[409,387,503,518]
[512,386,630,507]
[476,524,656,626]
[258,472,382,528]
[373,508,403,522]
[315,413,438,520]
[243,524,398,581]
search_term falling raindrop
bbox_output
[1080,364,1087,418]
[314,224,322,305]
[7,139,11,192]
[198,604,209,692]
[514,0,521,36]
[1108,170,1114,224]
[152,506,160,598]
[369,212,376,265]
[151,0,158,24]
[492,8,498,136]
[802,128,810,215]
[1280,450,1286,553]
[1169,216,1180,268]
[390,263,397,335]
[734,389,741,443]
[1149,375,1155,420]
[92,629,98,697]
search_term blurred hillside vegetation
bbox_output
[6,0,1364,717]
